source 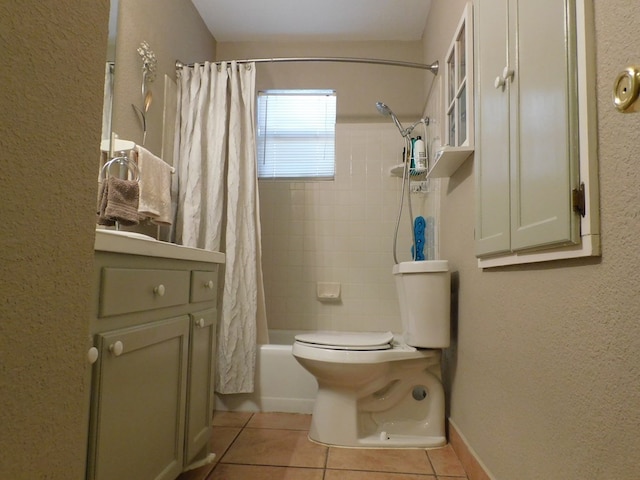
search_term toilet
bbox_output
[292,260,450,448]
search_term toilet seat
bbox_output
[294,331,394,351]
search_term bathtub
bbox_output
[214,330,317,414]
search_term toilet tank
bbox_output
[392,260,450,348]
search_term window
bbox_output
[256,89,336,180]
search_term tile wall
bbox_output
[259,123,440,333]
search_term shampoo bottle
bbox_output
[414,136,427,170]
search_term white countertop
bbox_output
[94,229,225,264]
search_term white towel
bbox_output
[135,145,174,225]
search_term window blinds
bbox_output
[256,89,336,180]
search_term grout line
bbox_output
[214,417,250,465]
[424,447,437,476]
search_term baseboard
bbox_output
[448,418,495,480]
[214,392,315,414]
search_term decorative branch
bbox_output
[133,41,157,146]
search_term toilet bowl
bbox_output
[292,260,450,448]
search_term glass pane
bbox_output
[447,52,455,105]
[448,111,456,146]
[458,26,466,85]
[458,86,467,145]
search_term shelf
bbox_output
[427,146,474,178]
[388,164,428,179]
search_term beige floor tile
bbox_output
[209,464,324,480]
[325,470,436,480]
[246,412,312,431]
[221,428,327,468]
[327,447,435,475]
[427,444,467,477]
[211,426,242,462]
[212,410,253,427]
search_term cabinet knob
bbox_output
[109,341,124,356]
[87,347,99,364]
[153,284,166,296]
[495,67,515,89]
[502,66,515,82]
[196,318,205,328]
[204,280,214,289]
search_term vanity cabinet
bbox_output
[90,315,190,480]
[88,244,222,480]
[185,307,217,464]
[474,0,581,257]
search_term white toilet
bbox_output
[292,260,451,448]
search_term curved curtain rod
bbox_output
[175,57,439,75]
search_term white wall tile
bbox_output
[258,123,440,334]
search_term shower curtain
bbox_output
[173,61,268,394]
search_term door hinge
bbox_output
[572,183,586,217]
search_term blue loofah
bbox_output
[412,216,426,260]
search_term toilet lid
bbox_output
[294,331,394,351]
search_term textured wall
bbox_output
[424,1,640,479]
[0,1,109,478]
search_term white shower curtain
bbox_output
[173,61,268,394]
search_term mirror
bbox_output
[101,0,118,150]
[101,0,217,161]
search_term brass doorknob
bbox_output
[613,66,640,113]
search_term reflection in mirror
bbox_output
[101,0,119,149]
[131,41,157,146]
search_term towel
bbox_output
[96,180,115,226]
[135,146,173,225]
[103,176,140,226]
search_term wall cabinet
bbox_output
[428,3,475,179]
[88,249,221,480]
[445,2,473,149]
[474,0,599,264]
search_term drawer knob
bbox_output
[154,284,166,297]
[196,318,205,328]
[109,341,124,357]
[87,347,99,364]
[204,280,214,289]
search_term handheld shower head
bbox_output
[375,101,392,116]
[375,102,406,136]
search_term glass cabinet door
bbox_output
[445,3,473,148]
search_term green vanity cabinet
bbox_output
[88,239,223,480]
[89,315,190,480]
[185,308,217,465]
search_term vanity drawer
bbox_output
[99,268,190,317]
[190,269,218,303]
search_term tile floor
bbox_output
[178,412,469,480]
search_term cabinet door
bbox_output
[474,0,512,256]
[184,309,217,465]
[510,0,580,251]
[88,316,190,480]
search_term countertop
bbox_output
[94,229,225,264]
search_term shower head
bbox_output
[375,101,392,116]
[375,102,406,136]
